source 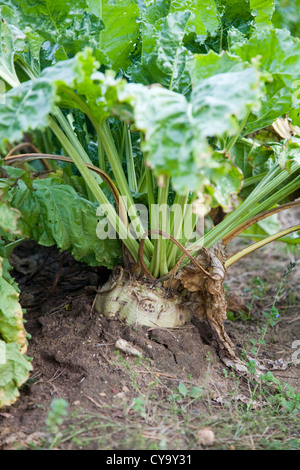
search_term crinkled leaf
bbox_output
[138,0,170,24]
[188,50,247,85]
[0,249,20,294]
[39,50,121,123]
[191,67,262,138]
[0,4,44,76]
[0,340,5,364]
[204,0,253,51]
[0,166,24,239]
[9,178,122,269]
[1,0,139,72]
[231,28,300,133]
[39,56,79,87]
[170,0,220,38]
[0,172,32,409]
[0,78,56,152]
[232,28,300,81]
[118,82,203,193]
[220,0,253,33]
[0,0,104,64]
[130,11,193,93]
[232,140,275,180]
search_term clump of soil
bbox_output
[0,240,299,450]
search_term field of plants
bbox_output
[0,0,299,451]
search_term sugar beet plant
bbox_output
[1,0,300,407]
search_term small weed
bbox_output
[129,396,147,419]
[169,382,203,403]
[262,372,300,414]
[46,398,69,434]
[246,263,295,365]
[44,398,69,449]
[240,263,299,414]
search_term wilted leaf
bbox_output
[0,202,19,234]
[0,257,27,350]
[0,341,32,408]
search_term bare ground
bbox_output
[0,236,299,450]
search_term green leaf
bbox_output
[0,15,25,87]
[222,0,252,27]
[130,11,193,93]
[178,382,188,397]
[10,178,122,269]
[189,386,203,398]
[1,0,104,63]
[138,0,170,24]
[204,157,243,209]
[88,0,140,71]
[209,0,253,51]
[250,0,275,30]
[0,167,24,260]
[244,212,282,238]
[39,56,78,87]
[170,0,220,38]
[0,171,32,409]
[0,3,44,76]
[0,340,5,364]
[234,140,275,171]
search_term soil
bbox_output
[0,237,299,450]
